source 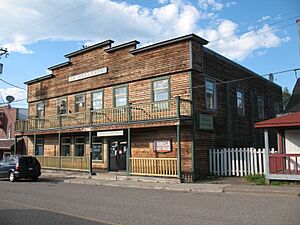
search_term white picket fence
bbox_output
[209,148,275,177]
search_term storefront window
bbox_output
[74,137,85,157]
[35,138,44,155]
[61,137,71,156]
[92,136,103,161]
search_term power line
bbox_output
[0,79,27,91]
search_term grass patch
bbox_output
[244,175,265,185]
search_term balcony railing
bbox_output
[15,97,192,132]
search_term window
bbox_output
[205,79,217,110]
[61,137,71,156]
[236,90,245,116]
[92,136,103,161]
[74,137,85,157]
[36,102,45,118]
[35,138,44,155]
[257,96,264,120]
[274,102,281,114]
[153,79,169,102]
[92,91,103,110]
[152,79,169,110]
[114,86,127,107]
[57,98,67,115]
[74,94,85,113]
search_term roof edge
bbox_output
[203,47,282,89]
[64,40,114,58]
[24,74,54,85]
[130,34,208,54]
[105,40,140,53]
[48,61,70,70]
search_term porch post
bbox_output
[14,135,17,155]
[127,128,131,176]
[89,131,93,176]
[264,129,270,177]
[58,132,61,170]
[33,134,37,156]
[177,124,181,180]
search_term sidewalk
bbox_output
[41,170,300,196]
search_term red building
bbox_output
[0,106,28,159]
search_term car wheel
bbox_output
[9,172,15,182]
[31,176,38,182]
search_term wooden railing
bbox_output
[269,153,300,175]
[35,156,89,171]
[130,158,178,177]
[15,97,192,132]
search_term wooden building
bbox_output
[15,34,282,182]
[0,106,27,159]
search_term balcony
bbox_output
[15,98,192,132]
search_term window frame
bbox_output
[151,77,170,103]
[57,97,68,115]
[74,93,86,113]
[113,85,128,108]
[91,136,103,161]
[205,78,217,111]
[257,95,265,120]
[91,89,104,111]
[35,137,44,156]
[36,101,45,118]
[236,89,245,116]
[74,136,85,157]
[61,137,71,157]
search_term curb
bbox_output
[224,188,300,197]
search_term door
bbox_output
[109,140,127,171]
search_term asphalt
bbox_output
[41,170,300,197]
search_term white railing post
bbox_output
[224,148,227,176]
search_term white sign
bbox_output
[69,67,108,82]
[97,130,124,137]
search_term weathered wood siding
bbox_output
[191,41,282,179]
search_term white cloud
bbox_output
[198,0,224,11]
[0,88,27,102]
[0,0,290,61]
[258,15,271,22]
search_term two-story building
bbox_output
[0,106,28,159]
[15,34,282,182]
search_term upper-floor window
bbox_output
[57,98,67,115]
[114,86,127,107]
[236,90,245,116]
[205,79,217,110]
[74,94,85,113]
[153,79,169,102]
[257,96,264,120]
[36,102,45,118]
[92,91,103,110]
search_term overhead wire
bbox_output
[0,79,27,90]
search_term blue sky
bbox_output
[0,0,299,108]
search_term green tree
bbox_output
[282,87,291,111]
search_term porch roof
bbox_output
[255,111,300,128]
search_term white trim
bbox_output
[69,67,108,82]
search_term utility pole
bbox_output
[0,47,9,75]
[297,19,300,55]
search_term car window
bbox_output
[20,157,36,165]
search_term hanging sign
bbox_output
[69,67,108,82]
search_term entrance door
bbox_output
[109,140,127,171]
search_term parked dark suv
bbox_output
[0,155,41,182]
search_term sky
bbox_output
[0,0,299,108]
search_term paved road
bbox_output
[0,177,299,225]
